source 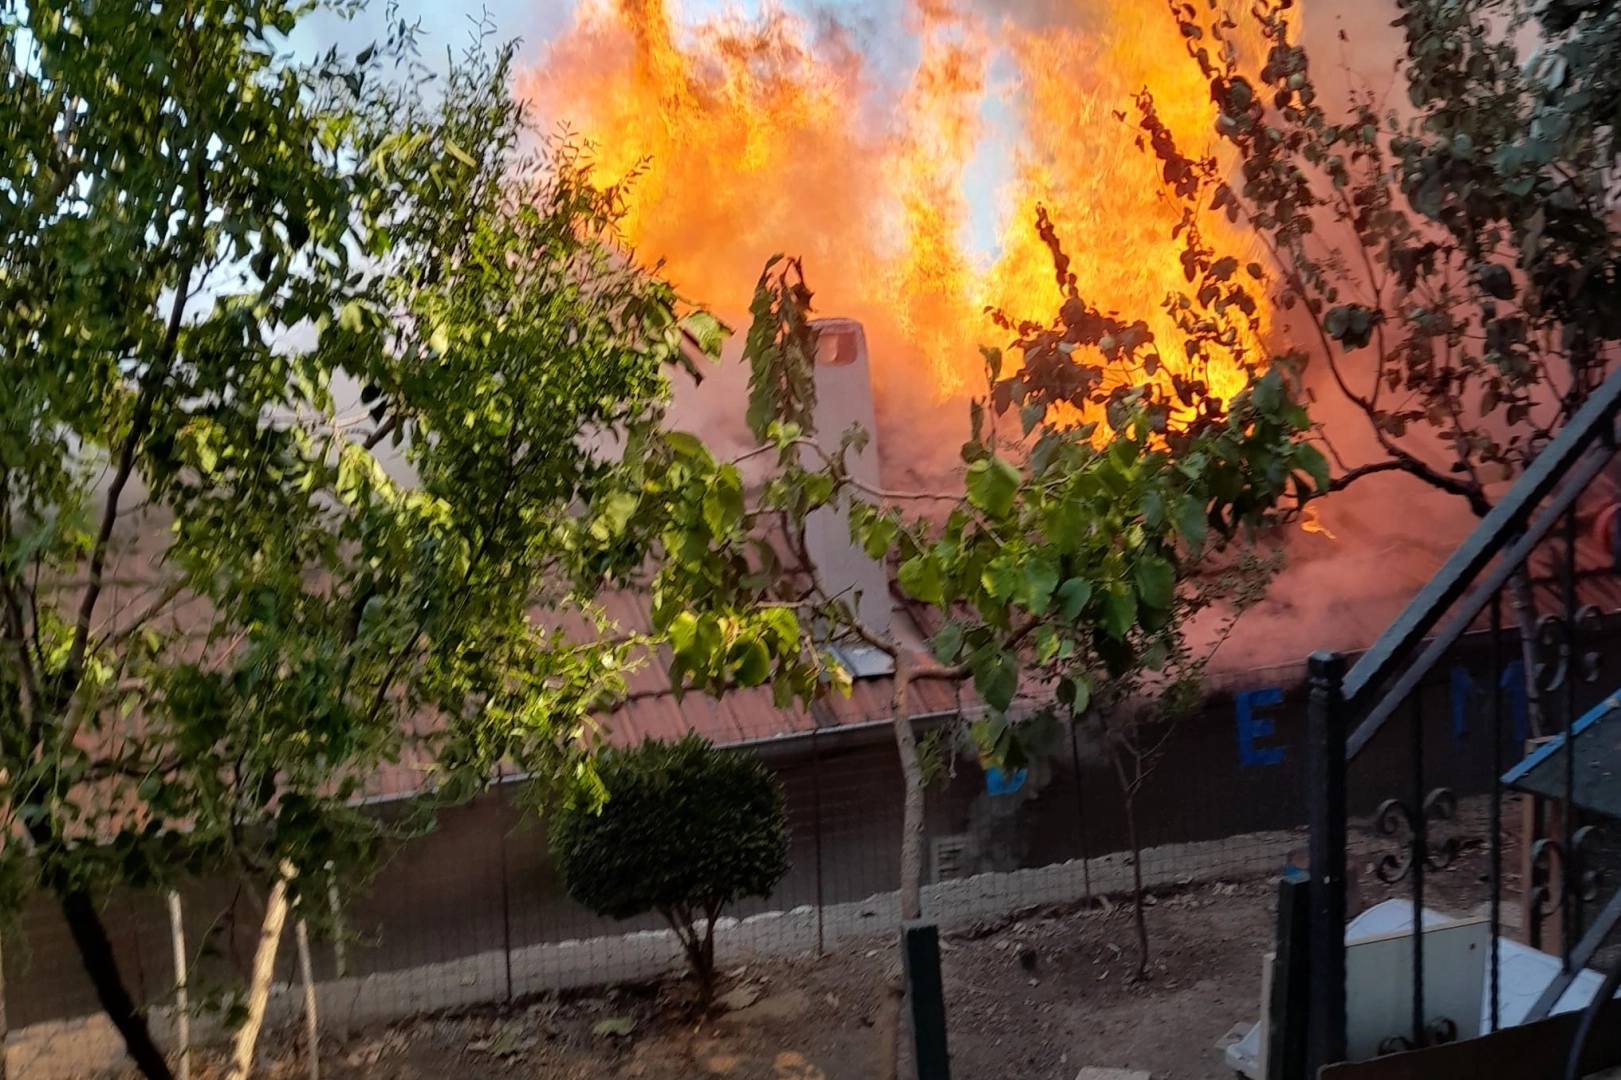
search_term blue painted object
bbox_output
[1236,687,1285,766]
[985,766,1027,796]
[1451,664,1477,744]
[1501,661,1529,746]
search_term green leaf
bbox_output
[196,440,218,475]
[668,611,699,656]
[1020,402,1045,436]
[1034,626,1061,664]
[966,456,1021,519]
[980,345,1003,382]
[731,637,771,687]
[1055,577,1093,622]
[1045,491,1088,551]
[1017,552,1061,615]
[931,622,965,664]
[803,471,835,509]
[1142,489,1165,529]
[681,310,728,358]
[980,556,1020,602]
[702,466,745,536]
[1070,676,1091,714]
[664,431,709,460]
[339,300,365,332]
[428,323,450,355]
[860,513,899,560]
[1102,583,1138,639]
[593,491,638,539]
[1134,556,1176,610]
[898,554,945,605]
[1173,495,1208,548]
[1056,674,1091,714]
[760,607,799,650]
[971,648,1018,712]
[1295,444,1330,492]
[827,656,854,698]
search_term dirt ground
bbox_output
[184,877,1280,1080]
[100,799,1513,1080]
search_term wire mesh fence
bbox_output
[4,660,1321,1076]
[6,648,1542,1077]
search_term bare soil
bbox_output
[118,798,1520,1080]
[178,877,1281,1080]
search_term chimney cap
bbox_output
[811,318,866,368]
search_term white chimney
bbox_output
[804,319,895,674]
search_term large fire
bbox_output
[523,0,1267,412]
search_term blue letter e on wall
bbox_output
[1237,687,1285,767]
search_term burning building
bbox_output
[23,0,1621,1067]
[518,0,1494,662]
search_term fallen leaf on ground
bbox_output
[716,984,762,1011]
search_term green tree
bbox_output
[549,734,789,1005]
[0,5,716,1076]
[1151,0,1621,732]
[617,246,1321,979]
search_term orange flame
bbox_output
[1301,503,1337,540]
[522,0,1268,409]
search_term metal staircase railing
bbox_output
[1301,360,1621,1077]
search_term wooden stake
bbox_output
[166,891,190,1080]
[324,864,346,980]
[295,918,318,1080]
[227,862,295,1080]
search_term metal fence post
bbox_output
[1307,652,1348,1073]
[813,730,826,956]
[902,921,950,1080]
[1267,868,1311,1080]
[496,766,514,1003]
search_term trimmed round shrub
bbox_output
[549,733,789,1000]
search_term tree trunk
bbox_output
[1109,746,1150,980]
[890,661,925,922]
[57,887,175,1080]
[1122,785,1149,980]
[324,868,347,980]
[228,864,294,1080]
[664,908,715,1007]
[1509,568,1548,738]
[166,891,189,1080]
[695,912,718,1007]
[295,919,318,1080]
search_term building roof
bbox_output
[355,588,974,802]
[583,591,966,749]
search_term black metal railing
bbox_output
[1301,361,1621,1077]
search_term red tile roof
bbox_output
[357,590,972,801]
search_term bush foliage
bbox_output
[549,734,789,1000]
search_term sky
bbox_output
[290,0,889,67]
[288,0,1011,259]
